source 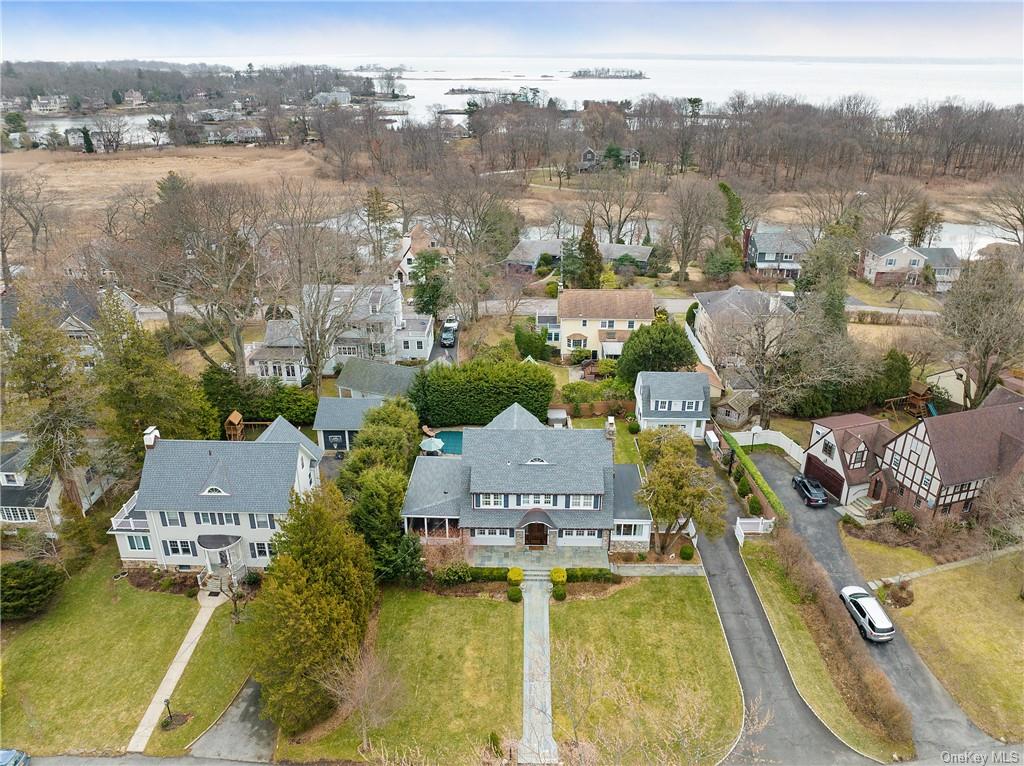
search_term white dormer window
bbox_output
[782,253,794,262]
[654,400,668,411]
[850,448,866,469]
[2,473,21,486]
[202,486,228,496]
[764,252,777,261]
[479,493,502,508]
[684,400,698,412]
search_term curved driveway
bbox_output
[698,464,869,765]
[750,451,998,759]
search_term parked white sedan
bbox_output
[839,585,896,642]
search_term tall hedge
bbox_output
[201,364,318,427]
[409,359,556,426]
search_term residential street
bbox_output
[749,452,1000,759]
[697,458,869,765]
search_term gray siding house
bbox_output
[634,371,711,439]
[313,396,384,452]
[746,231,807,279]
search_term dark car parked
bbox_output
[792,473,829,506]
[440,328,456,348]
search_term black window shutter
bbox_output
[161,540,169,556]
[178,512,187,526]
[249,513,256,529]
[159,511,167,526]
[188,541,197,556]
[249,543,256,558]
[269,514,276,529]
[194,513,201,524]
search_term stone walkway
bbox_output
[517,575,559,765]
[469,545,609,570]
[610,563,705,576]
[127,592,227,753]
[867,543,1023,590]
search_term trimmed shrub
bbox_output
[892,511,916,533]
[507,567,524,586]
[736,475,752,497]
[243,570,264,588]
[627,420,640,435]
[185,586,199,599]
[748,496,763,516]
[550,567,567,584]
[535,266,552,278]
[685,302,698,328]
[514,323,552,361]
[679,544,695,561]
[732,463,745,481]
[545,281,558,299]
[469,567,509,582]
[0,560,63,620]
[595,358,618,377]
[720,431,788,521]
[434,561,473,587]
[507,585,523,603]
[565,567,622,584]
[552,583,567,601]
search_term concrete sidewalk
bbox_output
[127,592,227,753]
[516,576,559,765]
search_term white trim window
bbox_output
[782,253,795,262]
[627,320,635,329]
[258,361,269,377]
[891,454,902,470]
[285,363,297,379]
[478,493,503,508]
[524,494,555,507]
[654,400,669,412]
[254,513,272,529]
[763,252,777,262]
[127,535,151,551]
[885,257,897,267]
[338,345,360,357]
[910,258,920,267]
[614,523,642,536]
[684,400,698,412]
[569,495,595,509]
[250,541,275,558]
[2,472,21,485]
[600,320,615,329]
[1,507,38,522]
[166,540,194,556]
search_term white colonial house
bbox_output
[633,371,710,440]
[108,419,322,586]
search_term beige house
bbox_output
[552,289,655,360]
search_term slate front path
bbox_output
[699,463,869,765]
[750,451,999,760]
[517,575,559,765]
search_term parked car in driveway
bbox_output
[840,585,896,642]
[440,328,456,347]
[0,750,30,766]
[792,473,829,506]
[442,315,459,332]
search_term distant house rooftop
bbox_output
[335,358,418,398]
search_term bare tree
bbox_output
[496,271,530,326]
[0,175,28,284]
[974,470,1024,599]
[982,176,1024,254]
[92,113,131,152]
[551,640,621,750]
[318,647,403,755]
[580,169,654,244]
[662,176,721,282]
[865,178,923,235]
[3,174,59,268]
[798,178,865,244]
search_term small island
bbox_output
[571,67,647,79]
[445,87,494,95]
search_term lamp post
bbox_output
[163,698,173,724]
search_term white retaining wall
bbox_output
[729,429,804,464]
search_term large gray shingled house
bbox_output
[401,403,651,553]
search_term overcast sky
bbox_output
[3,2,1022,62]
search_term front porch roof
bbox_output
[517,509,557,529]
[197,534,242,551]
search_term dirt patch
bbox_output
[609,536,698,565]
[881,580,915,609]
[127,568,197,596]
[159,712,194,732]
[424,581,508,600]
[563,577,638,601]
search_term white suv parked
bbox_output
[840,586,896,642]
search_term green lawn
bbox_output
[742,542,914,762]
[0,547,199,754]
[895,555,1024,741]
[549,578,742,764]
[765,415,812,448]
[540,361,570,390]
[275,588,522,763]
[145,604,255,756]
[573,417,640,464]
[846,278,942,312]
[841,528,937,582]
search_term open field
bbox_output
[145,604,256,756]
[894,555,1024,741]
[549,577,742,765]
[275,588,522,763]
[0,547,199,754]
[742,541,914,762]
[841,527,937,582]
[847,322,935,351]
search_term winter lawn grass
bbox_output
[741,542,914,762]
[573,417,640,464]
[275,588,521,763]
[840,527,937,581]
[0,546,198,754]
[145,604,255,756]
[549,578,741,764]
[845,278,942,312]
[894,555,1024,741]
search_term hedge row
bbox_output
[409,359,555,427]
[470,567,510,582]
[720,431,789,522]
[565,567,623,583]
[201,365,318,426]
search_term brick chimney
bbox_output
[143,426,161,450]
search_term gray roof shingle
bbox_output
[916,247,960,268]
[336,358,418,397]
[256,415,323,460]
[612,465,652,521]
[694,286,793,321]
[313,397,384,431]
[866,235,906,257]
[504,239,652,268]
[637,371,711,420]
[748,231,806,257]
[483,403,545,430]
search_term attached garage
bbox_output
[803,454,846,501]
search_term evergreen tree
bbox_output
[795,223,856,336]
[80,126,95,154]
[907,200,943,248]
[0,560,64,620]
[250,485,375,735]
[718,182,743,239]
[94,296,219,468]
[616,322,697,386]
[410,249,448,317]
[4,112,27,134]
[559,235,582,288]
[363,188,399,266]
[577,220,603,289]
[350,466,407,555]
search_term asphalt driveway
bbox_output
[698,460,869,765]
[750,451,999,759]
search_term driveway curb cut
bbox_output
[184,672,255,752]
[738,544,888,764]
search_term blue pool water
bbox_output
[435,430,463,455]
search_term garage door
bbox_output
[804,455,845,500]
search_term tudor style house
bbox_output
[871,388,1024,520]
[858,235,961,292]
[246,282,433,384]
[801,414,897,505]
[108,418,322,585]
[745,230,807,280]
[401,403,652,554]
[549,289,655,361]
[634,371,711,439]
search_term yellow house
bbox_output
[554,289,655,360]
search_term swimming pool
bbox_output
[435,430,463,455]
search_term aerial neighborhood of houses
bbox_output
[1,54,1023,766]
